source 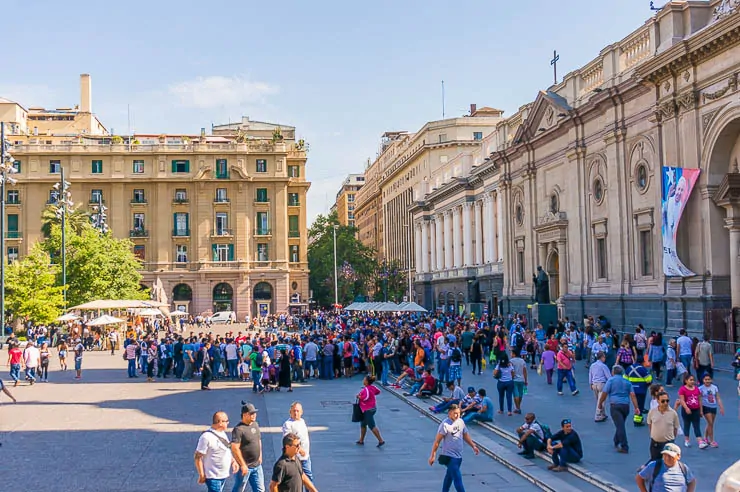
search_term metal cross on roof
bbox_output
[551,50,560,85]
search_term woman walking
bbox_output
[699,374,724,448]
[278,349,293,392]
[470,335,483,376]
[494,354,515,416]
[146,341,158,382]
[58,340,68,371]
[615,340,635,371]
[39,342,51,382]
[355,375,385,447]
[677,373,703,447]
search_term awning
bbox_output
[68,300,168,311]
[87,314,126,326]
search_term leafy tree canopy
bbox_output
[5,244,65,324]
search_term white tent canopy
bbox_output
[56,313,80,322]
[87,314,126,326]
[69,300,167,311]
[344,301,423,312]
[396,302,428,313]
[136,308,164,317]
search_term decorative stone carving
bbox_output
[545,106,555,127]
[658,100,677,119]
[683,70,691,82]
[538,211,567,226]
[676,91,697,113]
[712,0,740,22]
[664,81,671,93]
[701,107,725,136]
[702,75,738,102]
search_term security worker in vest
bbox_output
[625,361,653,426]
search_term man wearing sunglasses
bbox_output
[646,391,680,461]
[270,433,318,492]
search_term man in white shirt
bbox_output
[676,330,693,377]
[23,342,41,385]
[516,412,545,458]
[588,351,612,422]
[109,330,118,355]
[591,336,609,364]
[194,411,236,491]
[281,402,313,482]
[224,341,239,380]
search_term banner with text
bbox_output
[661,166,700,277]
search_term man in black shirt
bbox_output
[231,402,264,492]
[270,433,318,492]
[546,419,583,472]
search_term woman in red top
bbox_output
[356,375,385,447]
[556,343,579,396]
[677,373,703,447]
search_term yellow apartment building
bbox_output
[334,173,365,227]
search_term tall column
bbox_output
[421,220,430,273]
[444,211,453,269]
[435,214,444,271]
[452,206,462,268]
[726,220,740,308]
[414,223,423,274]
[474,201,483,265]
[484,195,495,263]
[557,239,568,301]
[496,191,504,262]
[538,243,548,270]
[463,202,473,266]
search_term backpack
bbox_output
[649,459,689,492]
[255,351,264,367]
[451,348,462,363]
[535,421,552,442]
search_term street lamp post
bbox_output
[0,122,19,330]
[52,170,73,307]
[332,225,339,312]
[91,193,108,234]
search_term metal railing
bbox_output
[4,231,22,239]
[173,197,189,204]
[130,198,147,204]
[214,197,230,203]
[129,229,148,238]
[212,228,232,236]
[172,229,190,237]
[254,228,271,236]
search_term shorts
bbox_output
[361,407,377,430]
[702,406,717,415]
[448,365,461,382]
[344,357,353,369]
[74,358,82,371]
[513,381,526,398]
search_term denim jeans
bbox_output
[433,399,460,413]
[321,358,333,380]
[438,359,450,383]
[139,355,148,374]
[174,358,184,379]
[300,457,314,482]
[442,456,465,492]
[127,359,137,377]
[679,355,692,376]
[227,359,238,379]
[252,370,263,392]
[551,446,581,467]
[462,412,492,424]
[381,360,390,385]
[25,366,37,382]
[408,382,422,395]
[497,380,514,412]
[231,464,265,492]
[9,363,20,382]
[556,369,577,393]
[205,478,226,492]
[304,360,317,378]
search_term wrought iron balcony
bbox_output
[129,229,149,238]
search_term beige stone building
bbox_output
[3,75,310,319]
[429,0,740,337]
[334,173,365,227]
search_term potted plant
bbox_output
[111,135,124,145]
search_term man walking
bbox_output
[231,403,264,492]
[646,391,680,462]
[270,433,318,492]
[676,330,693,377]
[588,351,611,422]
[195,411,237,492]
[23,341,40,385]
[510,349,528,414]
[201,341,214,390]
[109,330,118,355]
[281,402,313,483]
[597,365,641,453]
[636,443,696,492]
[428,404,479,492]
[124,337,138,378]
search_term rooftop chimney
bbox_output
[80,74,92,113]
[470,104,477,116]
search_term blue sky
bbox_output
[4,0,654,223]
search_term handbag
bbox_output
[352,398,364,423]
[438,454,451,466]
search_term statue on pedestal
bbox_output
[533,266,550,304]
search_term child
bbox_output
[260,362,270,393]
[539,346,556,385]
[665,340,677,387]
[699,374,724,448]
[238,361,249,382]
[268,362,279,391]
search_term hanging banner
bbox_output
[661,166,700,277]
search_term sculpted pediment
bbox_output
[516,91,573,141]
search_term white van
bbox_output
[209,311,235,324]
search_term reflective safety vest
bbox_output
[624,364,652,393]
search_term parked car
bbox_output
[209,311,236,324]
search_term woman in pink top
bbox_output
[356,374,385,447]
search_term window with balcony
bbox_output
[7,190,19,204]
[257,243,269,262]
[133,160,145,174]
[6,214,19,238]
[473,132,483,141]
[256,212,269,235]
[176,244,188,263]
[49,160,61,174]
[256,188,268,202]
[256,159,267,173]
[289,215,300,238]
[174,189,188,203]
[215,159,229,179]
[288,193,300,206]
[290,245,299,263]
[288,165,300,178]
[215,188,228,203]
[212,243,234,261]
[132,189,146,203]
[215,213,229,236]
[174,213,189,236]
[90,189,103,204]
[7,246,18,263]
[133,245,146,261]
[92,160,103,174]
[12,161,20,173]
[172,160,190,173]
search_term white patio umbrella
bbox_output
[56,313,80,322]
[87,314,126,326]
[138,308,164,317]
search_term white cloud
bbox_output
[168,75,278,109]
[0,84,58,108]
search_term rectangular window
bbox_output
[215,188,228,202]
[176,244,188,263]
[49,160,61,174]
[256,159,267,173]
[215,159,229,179]
[517,250,525,283]
[6,190,19,204]
[289,215,299,237]
[256,212,269,235]
[288,193,300,206]
[640,230,653,277]
[91,160,103,174]
[12,161,20,173]
[7,214,18,235]
[257,243,269,262]
[174,213,189,236]
[212,244,234,262]
[171,160,190,173]
[132,189,146,203]
[288,165,300,178]
[473,132,483,141]
[256,188,268,202]
[438,134,447,143]
[347,194,355,203]
[7,246,18,263]
[90,189,103,203]
[215,213,229,235]
[596,238,607,279]
[133,213,145,231]
[289,245,299,263]
[133,160,144,174]
[133,245,146,261]
[175,189,188,202]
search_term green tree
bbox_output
[308,212,377,307]
[41,204,90,238]
[5,244,65,324]
[374,259,408,303]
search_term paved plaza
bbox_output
[0,348,538,492]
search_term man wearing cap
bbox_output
[231,403,264,492]
[636,442,696,492]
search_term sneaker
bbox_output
[698,439,708,449]
[558,392,563,395]
[684,440,691,447]
[710,441,718,448]
[572,389,579,396]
